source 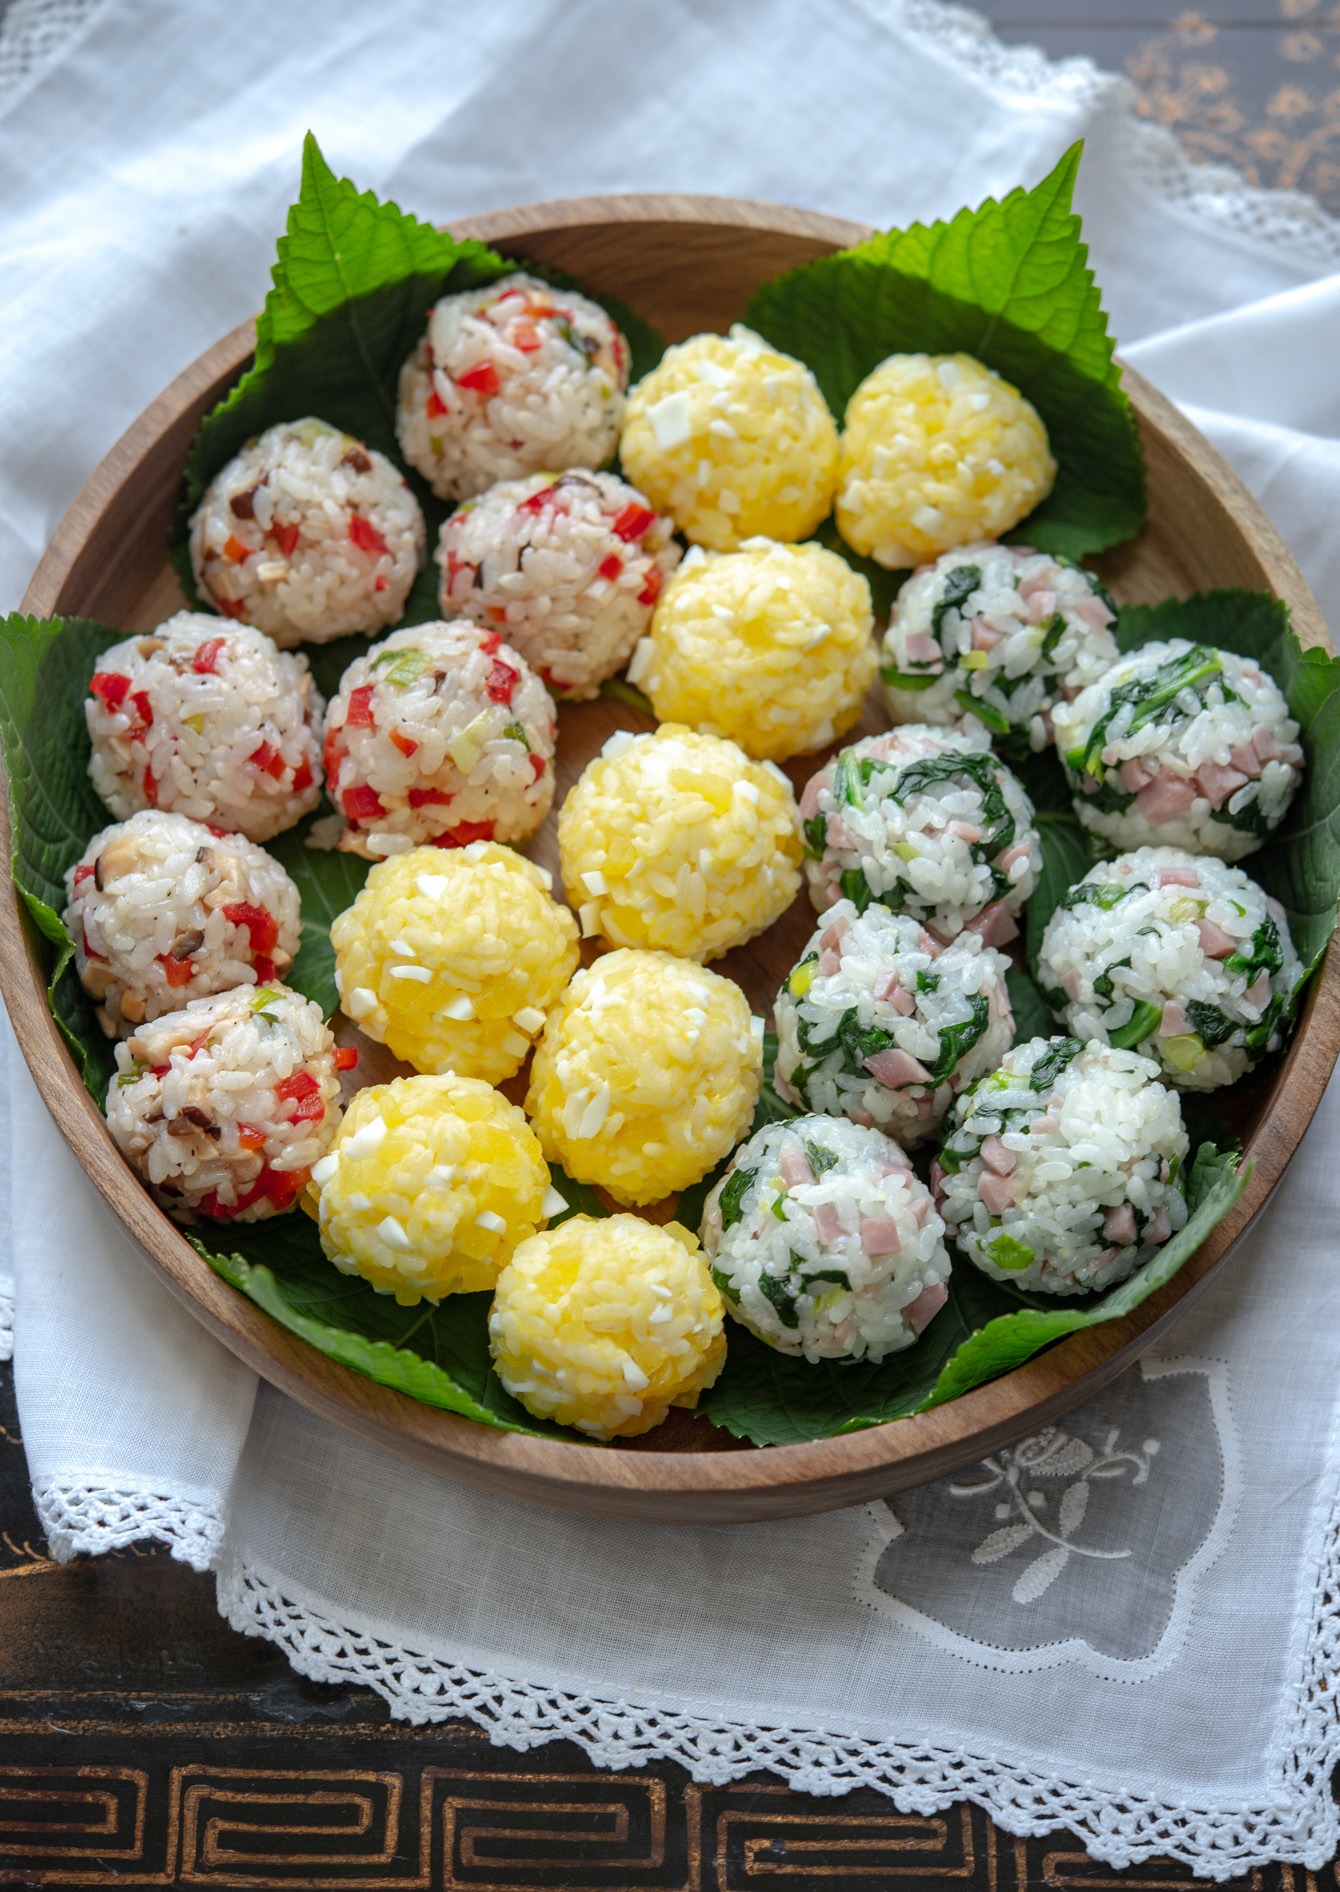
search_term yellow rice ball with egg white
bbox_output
[836,353,1056,570]
[559,726,802,962]
[489,1215,726,1439]
[525,948,762,1206]
[619,326,839,552]
[633,538,877,761]
[306,1073,554,1305]
[330,842,579,1082]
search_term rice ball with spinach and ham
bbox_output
[801,724,1040,943]
[105,982,352,1223]
[85,614,323,843]
[881,543,1119,754]
[1053,638,1303,860]
[189,418,424,646]
[775,901,1014,1145]
[396,273,629,502]
[323,620,555,858]
[63,810,300,1037]
[934,1036,1189,1296]
[1036,847,1301,1090]
[436,469,679,699]
[700,1116,951,1363]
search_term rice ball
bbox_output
[619,326,840,551]
[63,810,300,1037]
[323,620,555,859]
[1053,638,1304,860]
[525,948,763,1206]
[489,1215,726,1439]
[801,724,1040,940]
[85,614,323,842]
[934,1036,1189,1295]
[1036,847,1301,1090]
[307,1072,554,1306]
[700,1116,950,1363]
[837,354,1056,570]
[632,538,877,761]
[188,418,424,646]
[882,542,1119,753]
[330,843,579,1083]
[559,725,802,962]
[775,900,1014,1144]
[436,470,680,700]
[105,982,347,1222]
[396,273,629,502]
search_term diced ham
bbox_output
[965,902,1019,948]
[1073,593,1114,631]
[1160,1000,1188,1038]
[1146,1206,1172,1244]
[971,617,1003,651]
[800,772,825,820]
[774,1070,797,1104]
[813,1201,842,1244]
[865,1048,931,1088]
[977,1171,1015,1214]
[1119,756,1157,792]
[848,1105,875,1127]
[1062,967,1081,1002]
[1159,867,1199,888]
[1000,841,1031,874]
[948,819,982,842]
[988,981,1013,1024]
[820,919,850,954]
[860,1215,903,1258]
[1244,972,1272,1012]
[819,948,841,978]
[871,968,916,1015]
[1196,761,1250,809]
[929,1159,947,1202]
[1252,723,1282,764]
[779,1148,814,1189]
[1023,587,1057,623]
[1103,1202,1136,1244]
[1229,740,1261,777]
[902,632,942,667]
[1197,917,1237,959]
[905,1281,948,1335]
[827,818,854,851]
[1031,1115,1058,1135]
[980,1135,1016,1176]
[910,1194,931,1228]
[1136,773,1198,823]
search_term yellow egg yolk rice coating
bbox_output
[619,326,839,552]
[489,1214,726,1437]
[525,948,763,1206]
[307,1073,553,1305]
[632,538,877,761]
[331,842,579,1081]
[559,726,802,962]
[836,353,1056,570]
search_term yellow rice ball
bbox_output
[619,326,839,551]
[836,353,1056,569]
[489,1214,726,1439]
[559,726,802,962]
[330,842,579,1081]
[306,1072,553,1305]
[525,948,763,1206]
[632,538,877,761]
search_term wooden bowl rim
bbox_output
[6,191,1338,1521]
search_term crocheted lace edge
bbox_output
[33,1481,223,1571]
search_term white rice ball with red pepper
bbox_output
[800,724,1040,942]
[1036,847,1301,1091]
[1053,638,1303,861]
[188,418,424,647]
[774,900,1014,1145]
[436,469,678,699]
[882,543,1119,754]
[63,810,301,1038]
[323,620,555,858]
[105,982,348,1223]
[85,615,324,843]
[935,1036,1189,1296]
[396,273,629,502]
[699,1115,950,1362]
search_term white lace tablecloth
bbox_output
[3,0,1340,1879]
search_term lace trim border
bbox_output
[33,1482,223,1571]
[0,0,112,120]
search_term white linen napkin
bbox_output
[4,0,1340,1878]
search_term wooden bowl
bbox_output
[7,195,1338,1524]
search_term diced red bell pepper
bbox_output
[156,952,195,988]
[216,597,247,620]
[322,732,343,790]
[142,766,158,805]
[455,359,500,397]
[149,1064,171,1079]
[131,690,153,728]
[250,740,286,779]
[73,862,95,887]
[334,1046,359,1071]
[270,522,301,558]
[201,1161,309,1220]
[348,513,389,557]
[529,753,546,782]
[485,605,509,625]
[408,786,452,808]
[426,390,448,419]
[192,637,227,675]
[207,823,230,839]
[276,1069,325,1123]
[512,320,543,353]
[434,819,495,848]
[374,575,388,593]
[638,566,664,607]
[485,660,519,704]
[479,630,503,655]
[89,671,130,710]
[186,1029,213,1060]
[81,918,103,961]
[598,553,623,582]
[223,902,279,953]
[345,684,376,727]
[612,502,657,542]
[389,729,418,758]
[253,956,276,984]
[223,534,251,564]
[343,784,386,822]
[291,757,314,793]
[237,1124,268,1152]
[519,485,556,513]
[445,552,471,586]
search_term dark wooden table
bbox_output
[3,3,1338,1885]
